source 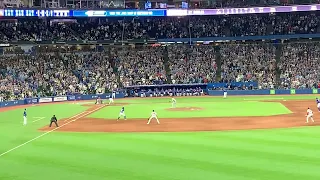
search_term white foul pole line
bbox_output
[0,105,106,157]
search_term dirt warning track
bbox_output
[39,100,319,133]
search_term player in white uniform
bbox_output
[316,98,320,112]
[306,107,315,123]
[23,109,27,126]
[147,110,160,124]
[109,95,114,104]
[171,97,177,108]
[117,107,126,121]
[223,90,227,98]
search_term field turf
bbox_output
[0,95,320,180]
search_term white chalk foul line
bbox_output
[32,117,46,123]
[64,110,92,121]
[0,105,106,157]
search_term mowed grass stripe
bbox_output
[15,132,320,179]
[211,130,320,147]
[112,133,320,167]
[3,137,251,180]
[2,132,320,180]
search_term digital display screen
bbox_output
[73,9,165,17]
[3,9,70,17]
[3,9,165,17]
[3,4,320,17]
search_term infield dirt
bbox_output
[39,100,320,132]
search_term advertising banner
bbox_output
[68,95,76,100]
[313,89,318,94]
[53,96,68,102]
[25,98,38,104]
[270,89,275,95]
[39,97,53,103]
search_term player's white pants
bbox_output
[147,117,160,124]
[223,92,227,98]
[306,114,314,123]
[172,102,176,108]
[317,104,320,110]
[109,98,114,104]
[23,116,27,125]
[118,112,126,120]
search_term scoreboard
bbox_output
[3,9,70,17]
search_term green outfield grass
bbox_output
[0,95,320,180]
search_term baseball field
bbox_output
[1,95,320,180]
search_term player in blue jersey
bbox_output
[117,107,127,121]
[23,109,27,126]
[316,98,320,112]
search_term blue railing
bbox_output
[0,93,125,108]
[208,89,319,96]
[158,34,320,43]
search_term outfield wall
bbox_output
[208,89,319,96]
[1,88,319,108]
[0,93,125,108]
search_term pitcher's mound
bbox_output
[166,107,204,112]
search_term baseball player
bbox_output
[49,115,59,127]
[109,95,114,105]
[23,109,27,126]
[95,97,102,104]
[223,90,227,98]
[306,107,315,123]
[117,107,127,121]
[147,110,160,124]
[171,97,177,108]
[316,98,320,112]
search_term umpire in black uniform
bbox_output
[49,115,59,127]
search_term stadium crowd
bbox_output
[167,45,217,84]
[115,46,167,86]
[1,41,319,100]
[279,42,320,89]
[220,43,276,89]
[0,12,320,41]
[0,9,320,100]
